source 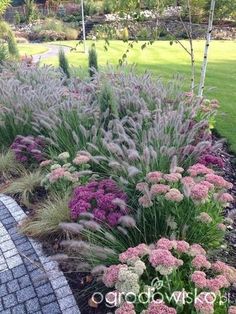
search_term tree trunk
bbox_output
[198,0,216,97]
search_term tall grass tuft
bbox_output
[20,193,71,238]
[3,170,44,206]
[0,150,24,179]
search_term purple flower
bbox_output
[11,135,45,165]
[69,179,129,227]
[198,154,224,169]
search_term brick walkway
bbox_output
[0,195,80,314]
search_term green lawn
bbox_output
[20,40,236,152]
[18,43,48,56]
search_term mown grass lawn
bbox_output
[19,40,236,152]
[18,43,48,56]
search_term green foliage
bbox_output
[83,0,99,15]
[20,193,71,238]
[59,48,70,78]
[0,0,11,16]
[206,0,236,20]
[88,46,98,77]
[14,11,21,24]
[0,20,12,38]
[0,111,35,149]
[25,0,38,23]
[0,43,8,64]
[98,83,118,126]
[32,18,78,41]
[7,33,19,59]
[0,150,24,179]
[103,0,116,14]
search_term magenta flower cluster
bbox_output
[11,135,45,164]
[198,154,224,169]
[69,179,129,226]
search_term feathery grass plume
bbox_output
[59,48,70,78]
[59,222,84,234]
[20,193,70,237]
[88,46,98,77]
[91,265,107,276]
[50,254,69,261]
[0,150,24,179]
[60,240,90,251]
[3,170,43,206]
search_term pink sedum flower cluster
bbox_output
[138,163,233,206]
[102,238,236,314]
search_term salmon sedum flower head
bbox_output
[146,171,163,183]
[165,188,183,202]
[73,153,90,165]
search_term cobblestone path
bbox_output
[0,195,80,314]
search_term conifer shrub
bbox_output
[59,48,70,78]
[88,46,98,77]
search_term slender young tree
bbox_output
[198,0,216,97]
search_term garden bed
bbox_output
[1,61,236,314]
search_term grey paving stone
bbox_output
[42,302,61,314]
[0,270,13,284]
[7,279,20,293]
[11,304,27,314]
[6,254,22,268]
[25,297,40,313]
[2,217,15,226]
[17,242,33,253]
[36,283,54,297]
[16,286,36,303]
[18,274,32,288]
[12,265,27,278]
[39,294,56,306]
[3,293,18,308]
[1,309,11,314]
[58,295,76,311]
[55,285,72,299]
[63,306,81,314]
[0,284,8,297]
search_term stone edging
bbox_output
[0,194,81,314]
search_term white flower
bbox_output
[134,260,146,275]
[50,164,61,170]
[58,152,70,160]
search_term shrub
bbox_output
[7,33,19,59]
[25,0,38,23]
[31,18,78,42]
[11,135,45,165]
[101,238,236,313]
[59,48,70,78]
[88,46,98,77]
[103,0,116,14]
[0,43,8,64]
